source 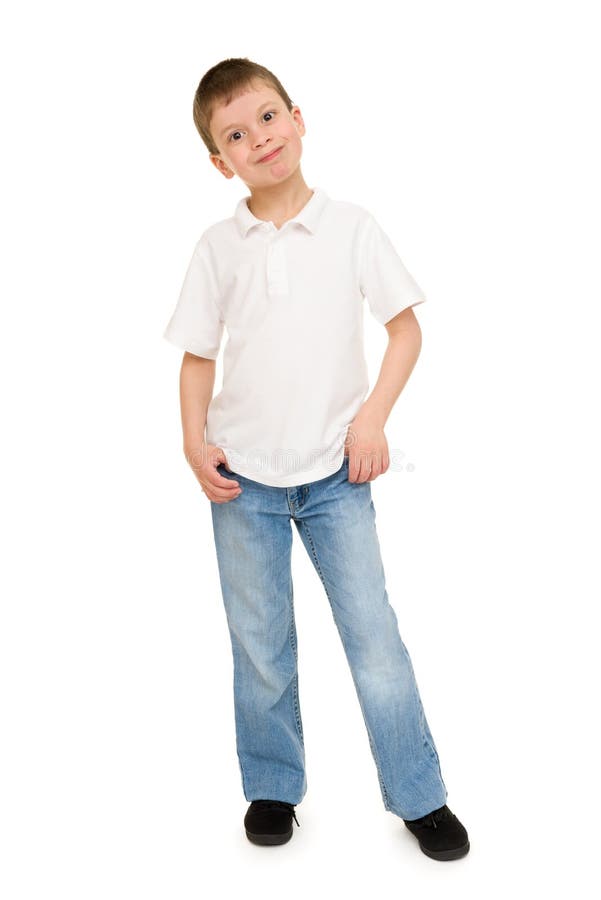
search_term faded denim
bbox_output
[209,454,448,820]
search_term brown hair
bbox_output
[193,57,295,156]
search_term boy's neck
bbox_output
[245,175,314,230]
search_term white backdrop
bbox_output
[1,1,599,897]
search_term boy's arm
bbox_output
[180,351,215,456]
[362,307,422,426]
[347,307,422,482]
[176,352,242,502]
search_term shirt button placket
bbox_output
[266,232,289,297]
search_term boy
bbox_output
[163,57,470,861]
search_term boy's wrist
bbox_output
[183,436,207,464]
[354,403,388,430]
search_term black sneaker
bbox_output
[244,799,300,845]
[403,804,470,860]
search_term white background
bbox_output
[1,1,600,896]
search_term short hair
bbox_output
[193,57,295,156]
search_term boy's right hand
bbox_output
[184,442,242,504]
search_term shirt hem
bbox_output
[220,449,347,488]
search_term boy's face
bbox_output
[208,83,306,190]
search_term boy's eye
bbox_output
[228,110,277,143]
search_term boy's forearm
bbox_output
[180,352,216,455]
[359,323,422,428]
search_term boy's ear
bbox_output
[209,154,235,179]
[291,106,306,137]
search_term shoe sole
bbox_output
[245,828,293,846]
[419,840,470,861]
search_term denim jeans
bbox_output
[209,454,448,820]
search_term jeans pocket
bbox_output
[218,463,242,481]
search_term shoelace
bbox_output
[406,805,453,829]
[424,806,452,829]
[252,799,300,827]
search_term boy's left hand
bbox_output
[344,412,390,483]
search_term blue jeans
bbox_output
[209,455,448,820]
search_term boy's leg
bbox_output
[291,456,447,821]
[209,465,306,806]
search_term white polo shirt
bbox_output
[163,186,426,487]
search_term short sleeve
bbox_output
[359,214,427,325]
[162,234,224,359]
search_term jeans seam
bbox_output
[411,661,446,778]
[233,665,250,798]
[288,580,304,744]
[297,518,393,811]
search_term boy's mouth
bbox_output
[258,146,283,163]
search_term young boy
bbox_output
[163,57,470,861]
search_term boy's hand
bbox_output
[344,412,390,483]
[184,441,243,503]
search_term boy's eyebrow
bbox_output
[219,101,277,138]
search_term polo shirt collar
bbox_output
[234,186,328,238]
